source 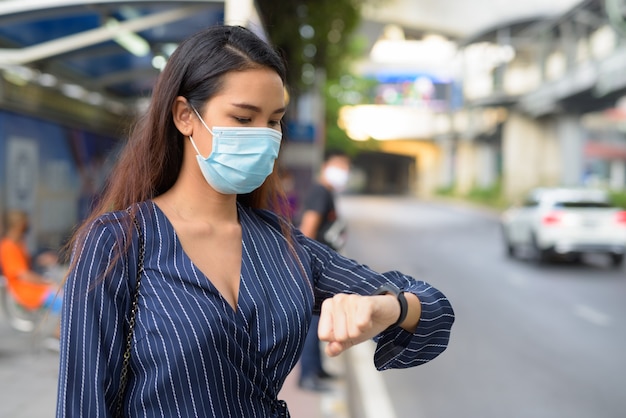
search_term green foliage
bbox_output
[257,0,388,155]
[610,190,626,209]
[465,180,508,209]
[436,180,508,209]
[435,184,456,197]
[324,69,380,155]
[257,0,366,95]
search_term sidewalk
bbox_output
[0,321,59,418]
[0,313,350,418]
[279,354,350,418]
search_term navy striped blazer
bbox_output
[56,200,454,417]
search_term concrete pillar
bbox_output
[224,0,254,26]
[476,143,496,188]
[437,136,455,188]
[502,112,561,202]
[557,115,585,186]
[610,159,626,190]
[455,140,475,195]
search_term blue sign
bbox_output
[286,121,316,143]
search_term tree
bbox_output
[257,0,363,95]
[256,0,385,154]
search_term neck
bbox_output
[156,156,239,225]
[5,229,24,242]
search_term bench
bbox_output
[0,275,38,332]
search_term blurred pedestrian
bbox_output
[0,210,63,343]
[279,167,300,222]
[297,150,350,391]
[56,25,454,417]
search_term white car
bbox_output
[501,188,626,266]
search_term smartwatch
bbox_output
[372,283,408,329]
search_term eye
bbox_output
[268,120,281,128]
[233,116,251,124]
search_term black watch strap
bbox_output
[372,283,408,329]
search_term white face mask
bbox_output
[323,166,349,192]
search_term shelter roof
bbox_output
[362,0,585,40]
[0,1,226,110]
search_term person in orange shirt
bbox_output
[0,210,63,334]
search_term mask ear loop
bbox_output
[187,135,204,158]
[190,105,215,135]
[188,104,215,159]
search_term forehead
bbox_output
[216,68,284,104]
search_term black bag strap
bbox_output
[114,209,145,418]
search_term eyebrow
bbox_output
[232,103,286,114]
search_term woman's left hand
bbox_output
[317,293,401,357]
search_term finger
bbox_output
[325,340,352,357]
[324,341,342,357]
[336,294,376,342]
[317,299,334,341]
[328,295,349,342]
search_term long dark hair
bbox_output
[64,25,291,262]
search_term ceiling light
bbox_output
[162,43,178,57]
[2,65,35,86]
[61,83,86,99]
[85,92,104,106]
[106,18,150,57]
[37,72,58,87]
[152,55,167,71]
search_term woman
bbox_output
[0,210,63,343]
[56,25,454,417]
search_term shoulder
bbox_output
[0,238,16,251]
[75,212,127,254]
[241,205,299,240]
[0,238,24,263]
[71,203,155,266]
[242,205,284,230]
[80,201,152,244]
[90,209,131,232]
[93,201,152,227]
[308,183,331,197]
[304,183,333,207]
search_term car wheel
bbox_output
[569,252,583,264]
[610,253,624,268]
[502,229,516,258]
[531,234,550,264]
[506,242,515,258]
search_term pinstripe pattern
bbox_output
[56,201,454,417]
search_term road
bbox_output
[339,195,626,418]
[1,195,624,418]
